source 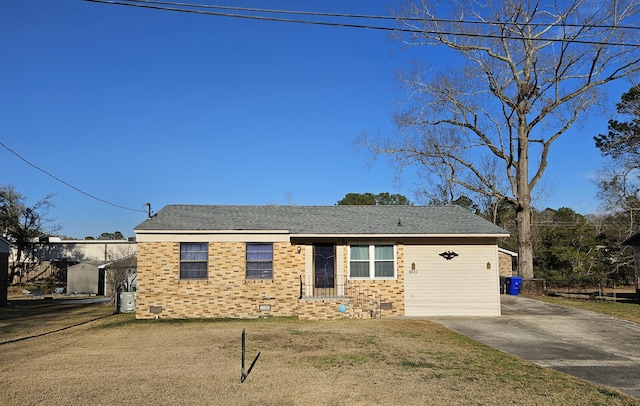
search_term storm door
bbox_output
[314,244,336,296]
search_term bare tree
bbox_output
[362,0,640,278]
[0,185,60,285]
[104,245,137,304]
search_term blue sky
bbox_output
[1,0,626,238]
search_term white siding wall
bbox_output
[27,241,137,263]
[404,244,500,316]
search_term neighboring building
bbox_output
[67,256,137,296]
[100,255,137,294]
[498,248,518,277]
[67,262,103,295]
[621,232,640,301]
[10,238,137,284]
[0,237,11,306]
[30,238,137,263]
[134,205,509,320]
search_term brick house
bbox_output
[134,205,509,320]
[498,248,518,277]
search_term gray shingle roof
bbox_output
[134,205,508,236]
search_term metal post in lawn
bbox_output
[241,328,260,383]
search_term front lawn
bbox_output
[1,300,638,405]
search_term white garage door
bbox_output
[404,245,501,316]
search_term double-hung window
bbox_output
[180,242,208,279]
[246,243,273,279]
[349,244,396,279]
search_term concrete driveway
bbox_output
[427,295,640,399]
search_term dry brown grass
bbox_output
[0,298,113,343]
[1,300,639,406]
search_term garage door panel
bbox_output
[404,245,500,316]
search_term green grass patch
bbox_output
[399,358,437,369]
[312,353,370,369]
[289,328,337,336]
[535,296,640,323]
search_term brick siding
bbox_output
[137,241,303,319]
[137,241,406,320]
[498,251,513,277]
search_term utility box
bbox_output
[117,292,136,313]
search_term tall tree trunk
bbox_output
[516,207,534,279]
[517,124,534,279]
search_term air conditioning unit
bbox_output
[117,292,136,313]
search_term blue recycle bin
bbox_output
[507,276,522,295]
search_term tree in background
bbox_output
[0,185,59,305]
[85,231,125,240]
[594,85,640,234]
[361,0,640,279]
[589,212,636,288]
[534,208,598,289]
[337,192,413,205]
[593,85,640,297]
[486,199,519,255]
[98,231,124,240]
[533,208,635,294]
[595,86,640,164]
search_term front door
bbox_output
[314,244,335,295]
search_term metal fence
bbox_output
[298,274,384,318]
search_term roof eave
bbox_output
[622,230,640,246]
[134,229,291,235]
[498,247,518,256]
[293,233,509,238]
[134,230,508,238]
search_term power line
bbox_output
[0,141,146,213]
[116,0,399,21]
[80,0,640,47]
[120,0,640,32]
[80,0,402,32]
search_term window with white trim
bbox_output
[180,242,208,279]
[349,244,396,279]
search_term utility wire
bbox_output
[119,0,398,20]
[120,0,640,32]
[81,0,640,47]
[0,141,146,213]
